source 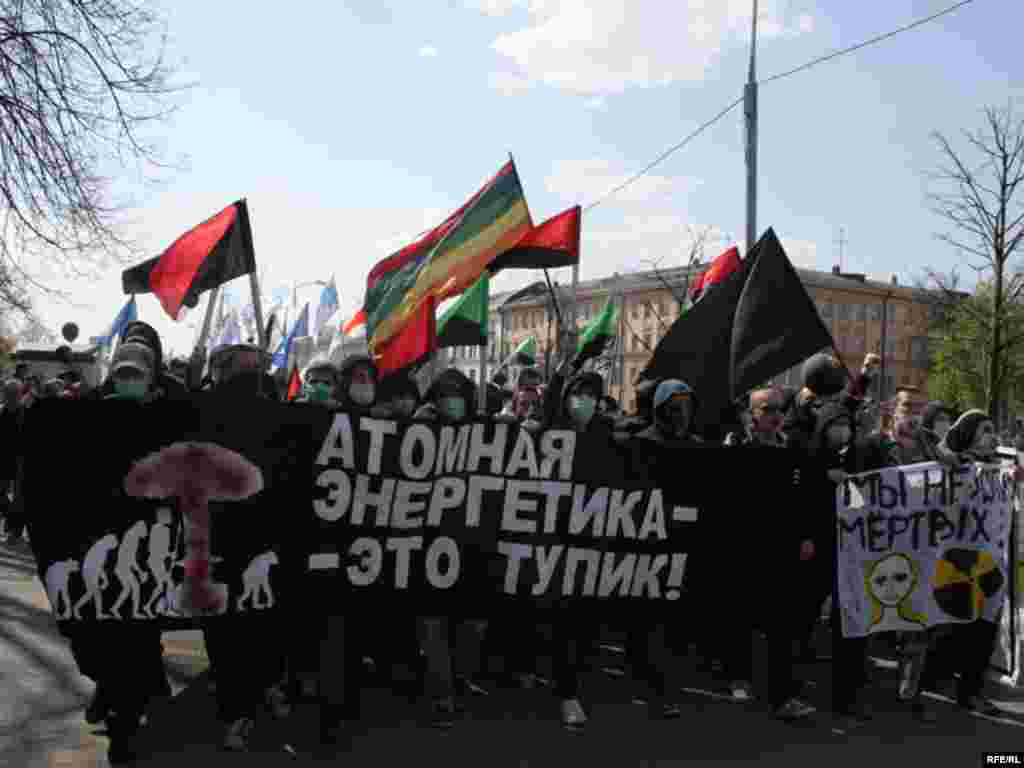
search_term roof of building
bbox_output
[497,262,941,309]
[13,343,100,363]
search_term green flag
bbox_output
[510,335,537,366]
[436,273,489,349]
[577,299,618,358]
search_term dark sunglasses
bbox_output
[757,404,783,415]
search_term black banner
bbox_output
[23,397,792,627]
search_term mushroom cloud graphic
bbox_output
[124,442,264,616]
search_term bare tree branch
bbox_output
[926,106,1024,423]
[0,0,186,320]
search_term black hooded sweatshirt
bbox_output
[798,401,855,553]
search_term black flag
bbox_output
[729,228,835,400]
[640,242,759,436]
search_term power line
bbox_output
[584,95,745,213]
[582,0,977,213]
[762,0,975,85]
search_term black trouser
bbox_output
[317,614,364,723]
[486,611,540,681]
[830,583,868,712]
[69,624,166,720]
[3,485,24,539]
[624,621,670,700]
[919,620,998,703]
[552,617,590,700]
[754,591,803,709]
[205,614,284,723]
[796,551,834,654]
[717,610,754,684]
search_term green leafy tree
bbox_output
[927,280,1024,419]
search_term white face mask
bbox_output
[349,382,375,406]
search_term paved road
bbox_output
[2,539,1023,767]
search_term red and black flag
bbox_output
[122,201,257,321]
[488,205,581,273]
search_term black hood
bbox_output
[802,353,846,397]
[561,371,603,414]
[634,377,660,416]
[120,321,164,373]
[339,355,378,390]
[378,373,421,404]
[425,368,476,406]
[921,401,952,431]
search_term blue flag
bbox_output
[272,302,308,369]
[315,277,339,337]
[97,297,138,348]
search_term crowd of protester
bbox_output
[0,322,1017,763]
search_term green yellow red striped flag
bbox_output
[365,160,532,354]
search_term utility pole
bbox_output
[835,227,847,272]
[744,0,759,256]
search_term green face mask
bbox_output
[113,379,148,401]
[308,382,332,403]
[440,396,466,422]
[569,395,596,425]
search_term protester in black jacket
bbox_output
[720,387,816,721]
[797,401,869,726]
[622,379,707,720]
[842,386,947,724]
[413,368,488,729]
[921,410,1021,718]
[785,352,877,455]
[547,369,615,730]
[63,336,177,764]
[199,343,290,752]
[0,380,24,543]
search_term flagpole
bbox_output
[249,270,267,351]
[744,0,758,255]
[477,345,487,413]
[192,287,220,385]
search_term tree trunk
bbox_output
[989,262,1004,423]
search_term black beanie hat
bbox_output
[944,409,989,453]
[802,353,847,397]
[921,401,952,432]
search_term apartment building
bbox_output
[498,265,937,410]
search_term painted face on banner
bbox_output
[870,554,915,607]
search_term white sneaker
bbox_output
[223,717,255,751]
[775,697,816,721]
[265,685,291,720]
[730,681,753,701]
[561,698,587,730]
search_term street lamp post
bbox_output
[745,0,759,255]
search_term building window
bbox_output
[853,304,866,322]
[869,303,882,322]
[819,301,834,319]
[836,303,850,321]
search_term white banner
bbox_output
[836,461,1013,639]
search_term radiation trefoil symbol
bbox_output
[931,548,1004,621]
